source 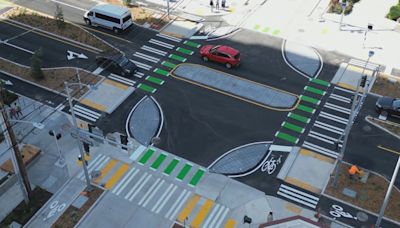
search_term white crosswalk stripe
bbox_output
[127,173,152,201]
[349,58,380,71]
[325,102,351,115]
[202,204,221,227]
[208,205,229,228]
[141,45,168,56]
[139,179,164,207]
[149,39,175,49]
[303,141,338,158]
[156,33,182,43]
[334,86,353,94]
[277,184,319,209]
[166,189,191,220]
[73,105,101,122]
[314,121,344,135]
[92,66,104,75]
[212,207,230,228]
[319,111,348,125]
[129,59,152,71]
[80,156,110,180]
[134,71,145,79]
[308,131,342,146]
[329,93,351,104]
[77,154,105,179]
[152,183,176,213]
[133,52,160,63]
[112,168,138,194]
[108,73,136,86]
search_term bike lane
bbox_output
[319,195,399,228]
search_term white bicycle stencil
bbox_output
[260,155,282,174]
[329,204,357,220]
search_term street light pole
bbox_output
[375,155,400,228]
[64,82,92,190]
[339,1,347,30]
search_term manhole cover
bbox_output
[356,211,368,222]
[363,125,372,132]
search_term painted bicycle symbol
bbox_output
[329,205,357,220]
[260,155,282,174]
[44,200,66,221]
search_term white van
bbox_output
[83,4,132,33]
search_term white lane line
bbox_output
[156,33,182,42]
[111,167,136,193]
[208,205,226,228]
[214,207,230,228]
[309,130,343,146]
[151,183,174,212]
[165,189,187,219]
[334,86,353,94]
[128,174,152,201]
[130,59,152,70]
[1,41,34,54]
[168,190,191,220]
[141,45,167,56]
[319,111,348,125]
[124,173,148,200]
[77,154,104,178]
[92,66,104,75]
[141,179,164,207]
[202,204,221,228]
[115,169,139,195]
[325,102,351,115]
[330,93,351,103]
[149,39,174,49]
[50,0,87,11]
[155,185,177,214]
[303,141,338,158]
[314,121,344,135]
[133,52,160,63]
[4,29,33,42]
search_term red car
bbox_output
[200,45,240,68]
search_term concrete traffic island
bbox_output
[126,96,162,146]
[171,64,299,110]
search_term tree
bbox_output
[54,4,65,29]
[30,49,44,80]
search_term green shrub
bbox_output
[387,4,400,20]
[30,49,44,80]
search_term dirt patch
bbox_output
[325,163,400,222]
[105,0,174,30]
[371,74,400,97]
[3,7,114,52]
[368,116,400,137]
[52,187,104,228]
[0,187,52,227]
[0,57,101,99]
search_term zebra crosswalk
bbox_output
[108,73,136,86]
[72,104,101,123]
[277,184,320,209]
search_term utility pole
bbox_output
[0,98,32,203]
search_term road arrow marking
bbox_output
[67,50,88,60]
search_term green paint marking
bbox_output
[169,54,187,62]
[282,122,304,133]
[183,40,201,48]
[138,148,155,165]
[176,47,194,55]
[137,83,156,93]
[272,29,280,35]
[176,163,192,181]
[254,24,261,30]
[300,95,320,105]
[305,86,325,96]
[163,159,179,175]
[288,112,309,123]
[151,153,167,170]
[262,27,270,33]
[146,76,164,85]
[297,104,315,114]
[189,169,205,187]
[162,61,177,69]
[153,68,170,76]
[310,78,330,87]
[275,132,298,144]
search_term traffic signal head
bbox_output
[360,75,367,88]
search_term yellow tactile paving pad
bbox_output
[80,99,107,112]
[104,79,129,90]
[284,176,321,194]
[300,149,335,164]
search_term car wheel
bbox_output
[381,111,388,117]
[225,63,232,69]
[113,27,120,34]
[202,56,208,62]
[84,19,91,26]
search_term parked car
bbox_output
[83,4,132,34]
[200,45,240,68]
[95,54,138,77]
[375,96,400,117]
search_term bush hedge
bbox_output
[387,1,400,21]
[329,0,361,15]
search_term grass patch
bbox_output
[0,57,101,99]
[52,187,104,228]
[387,0,400,21]
[4,7,113,52]
[328,0,361,15]
[325,163,400,222]
[369,116,400,137]
[371,74,400,97]
[0,187,52,227]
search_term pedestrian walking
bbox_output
[209,0,214,12]
[15,103,22,118]
[9,107,17,119]
[215,0,220,11]
[267,212,273,222]
[221,0,226,8]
